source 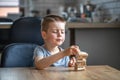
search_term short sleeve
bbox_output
[33,46,44,59]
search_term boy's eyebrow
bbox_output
[51,29,65,30]
[50,29,65,31]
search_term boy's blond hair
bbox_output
[41,14,66,32]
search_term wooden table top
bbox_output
[0,65,120,80]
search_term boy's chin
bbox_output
[56,43,63,46]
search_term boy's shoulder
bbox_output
[35,45,45,51]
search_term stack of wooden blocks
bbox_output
[74,53,87,71]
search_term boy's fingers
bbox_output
[69,57,76,66]
[72,57,76,63]
[70,46,81,55]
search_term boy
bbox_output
[34,14,88,69]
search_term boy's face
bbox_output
[42,21,65,46]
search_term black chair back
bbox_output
[0,17,13,22]
[0,18,13,51]
[10,17,44,45]
[1,43,38,67]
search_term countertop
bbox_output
[66,22,120,28]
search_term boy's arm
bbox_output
[34,46,88,69]
[35,51,66,70]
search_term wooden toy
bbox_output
[74,52,88,71]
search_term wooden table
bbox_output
[0,65,120,80]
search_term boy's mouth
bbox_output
[56,39,62,42]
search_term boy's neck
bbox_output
[44,44,60,55]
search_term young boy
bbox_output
[34,14,88,69]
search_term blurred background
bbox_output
[0,0,120,22]
[0,0,120,69]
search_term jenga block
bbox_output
[74,55,87,71]
[74,62,86,71]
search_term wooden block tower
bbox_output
[74,52,88,71]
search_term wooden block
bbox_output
[74,60,86,71]
[74,52,88,71]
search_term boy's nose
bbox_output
[57,31,62,37]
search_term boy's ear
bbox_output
[41,31,47,39]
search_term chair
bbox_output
[0,18,13,52]
[1,43,38,67]
[9,17,44,45]
[0,17,13,22]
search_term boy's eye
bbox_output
[52,30,57,33]
[51,30,65,34]
[61,31,65,34]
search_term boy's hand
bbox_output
[63,45,81,56]
[63,45,88,67]
[68,57,76,67]
[68,56,87,67]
